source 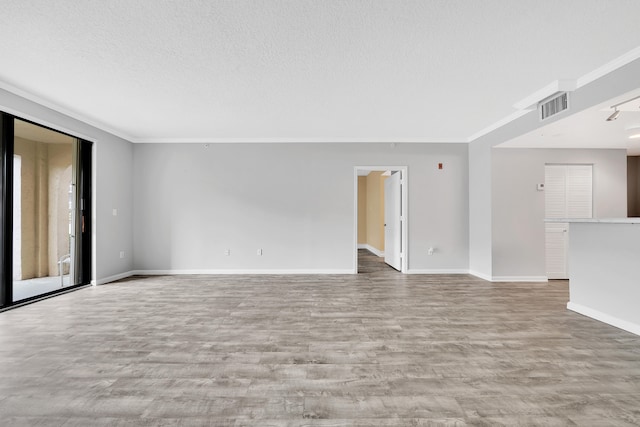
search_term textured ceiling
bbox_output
[1,1,640,143]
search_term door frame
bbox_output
[0,112,94,309]
[353,166,408,274]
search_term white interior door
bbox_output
[545,164,592,279]
[384,171,402,271]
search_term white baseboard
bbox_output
[469,270,492,281]
[358,244,384,257]
[95,269,547,282]
[567,302,640,337]
[468,271,548,283]
[131,269,354,275]
[407,269,470,275]
[490,276,548,283]
[95,271,135,285]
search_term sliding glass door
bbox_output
[0,113,92,308]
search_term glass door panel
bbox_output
[12,119,75,302]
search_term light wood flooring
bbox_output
[0,250,639,426]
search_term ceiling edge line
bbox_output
[0,80,137,143]
[467,110,532,143]
[6,47,639,146]
[129,137,470,144]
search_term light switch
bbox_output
[112,208,118,216]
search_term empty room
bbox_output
[1,1,640,425]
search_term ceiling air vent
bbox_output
[539,92,569,121]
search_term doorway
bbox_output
[0,114,92,308]
[354,166,408,273]
[544,164,593,279]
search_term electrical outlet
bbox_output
[119,251,125,259]
[112,208,118,216]
[224,249,230,256]
[257,249,263,256]
[428,247,434,255]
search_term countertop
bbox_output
[544,218,640,224]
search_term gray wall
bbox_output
[468,140,492,279]
[569,222,640,334]
[133,142,469,273]
[0,88,134,284]
[492,148,627,279]
[4,55,640,282]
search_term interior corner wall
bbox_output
[0,88,134,284]
[133,143,469,273]
[491,148,627,278]
[357,176,367,244]
[94,134,134,282]
[628,156,640,217]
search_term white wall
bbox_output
[492,148,627,279]
[133,142,469,273]
[0,88,134,284]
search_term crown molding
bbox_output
[577,46,640,89]
[130,136,468,144]
[0,80,136,142]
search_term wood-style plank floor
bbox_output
[1,250,639,426]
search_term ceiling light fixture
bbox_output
[629,133,640,139]
[606,94,640,121]
[606,108,620,121]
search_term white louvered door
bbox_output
[545,164,592,279]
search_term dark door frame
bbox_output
[0,112,93,309]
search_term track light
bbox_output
[606,108,620,121]
[605,94,640,121]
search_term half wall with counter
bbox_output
[556,219,640,336]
